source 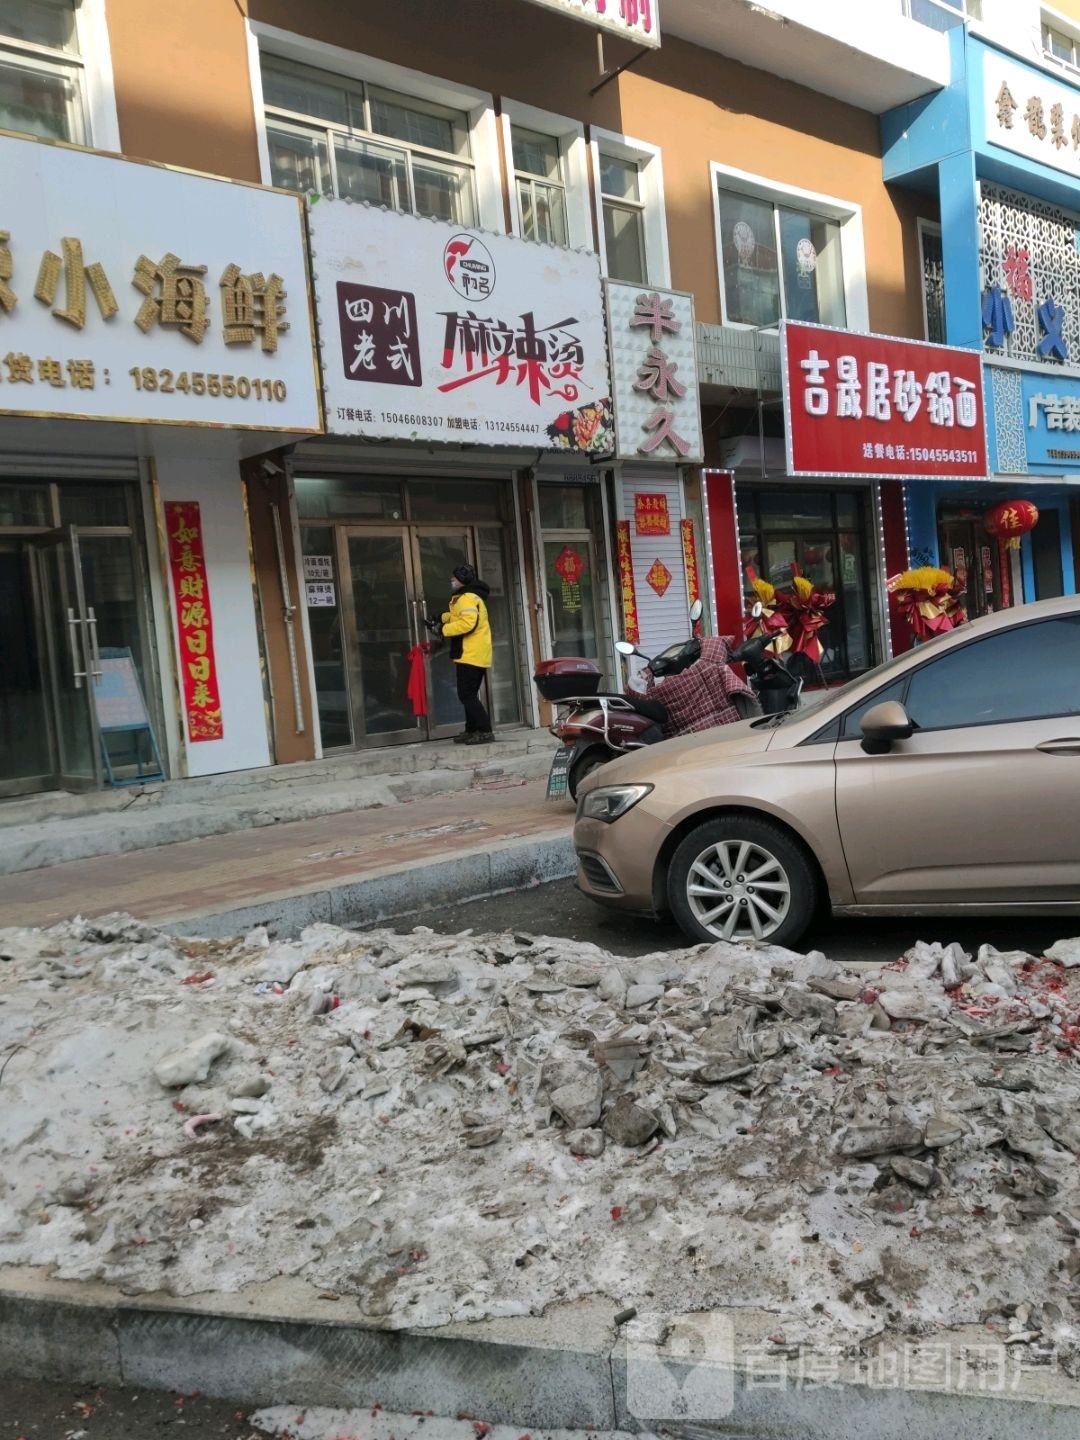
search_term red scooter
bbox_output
[534,602,761,800]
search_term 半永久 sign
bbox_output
[606,280,703,463]
[306,202,613,455]
[0,132,320,431]
[781,321,988,480]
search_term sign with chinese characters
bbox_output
[519,0,660,48]
[634,491,670,535]
[0,133,320,431]
[645,557,673,597]
[307,201,611,452]
[615,520,640,644]
[605,281,702,463]
[305,581,336,607]
[781,321,988,480]
[164,502,223,742]
[680,519,700,606]
[1020,371,1080,470]
[303,554,333,581]
[984,51,1080,180]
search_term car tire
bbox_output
[667,815,818,949]
[567,747,608,801]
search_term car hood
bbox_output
[579,718,775,791]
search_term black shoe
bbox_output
[452,731,472,743]
[464,731,494,745]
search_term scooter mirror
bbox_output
[615,640,637,657]
[750,601,764,620]
[689,599,703,623]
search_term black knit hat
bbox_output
[453,563,479,587]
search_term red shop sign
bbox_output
[781,321,988,481]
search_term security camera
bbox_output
[260,457,285,478]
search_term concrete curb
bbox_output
[164,831,577,938]
[2,1271,1079,1436]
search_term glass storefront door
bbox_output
[543,537,602,658]
[298,473,524,751]
[938,511,1004,619]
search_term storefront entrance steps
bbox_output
[0,779,574,936]
[0,729,557,878]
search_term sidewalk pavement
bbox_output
[0,778,574,934]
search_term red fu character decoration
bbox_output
[984,499,1039,551]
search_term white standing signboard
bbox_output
[606,280,703,462]
[307,201,613,455]
[519,0,660,47]
[0,133,321,431]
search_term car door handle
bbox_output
[1036,738,1080,756]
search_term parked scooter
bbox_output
[728,602,804,715]
[534,602,758,800]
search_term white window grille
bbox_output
[511,126,569,247]
[0,0,87,144]
[979,180,1080,366]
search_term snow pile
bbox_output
[2,915,1080,1356]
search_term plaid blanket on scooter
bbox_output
[633,636,755,737]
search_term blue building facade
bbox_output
[883,26,1080,616]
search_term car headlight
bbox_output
[578,783,653,823]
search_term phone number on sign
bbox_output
[129,368,288,401]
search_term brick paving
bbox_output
[0,779,571,930]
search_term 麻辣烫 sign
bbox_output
[781,321,988,480]
[0,132,320,431]
[306,201,612,454]
[519,0,660,48]
[164,501,223,742]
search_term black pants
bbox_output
[456,662,491,733]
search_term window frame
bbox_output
[1042,8,1080,75]
[0,0,119,150]
[589,126,670,287]
[501,99,592,251]
[246,20,503,229]
[711,161,866,334]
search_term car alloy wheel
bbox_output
[685,838,791,941]
[667,816,818,949]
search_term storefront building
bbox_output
[0,131,321,796]
[884,24,1080,619]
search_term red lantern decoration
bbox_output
[984,499,1039,551]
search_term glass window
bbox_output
[0,0,85,143]
[512,126,569,248]
[905,0,978,31]
[904,617,1080,731]
[920,225,945,344]
[600,153,647,283]
[841,679,907,737]
[717,185,846,327]
[408,479,501,523]
[0,483,51,527]
[538,484,588,530]
[261,55,476,224]
[294,476,404,522]
[1044,24,1078,67]
[59,484,129,528]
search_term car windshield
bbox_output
[762,623,970,724]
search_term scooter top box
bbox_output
[533,657,603,701]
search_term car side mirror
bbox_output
[860,700,914,755]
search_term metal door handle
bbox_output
[66,607,86,689]
[86,606,103,681]
[1036,738,1080,755]
[545,590,556,643]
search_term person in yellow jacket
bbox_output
[438,563,494,745]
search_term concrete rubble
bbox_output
[2,916,1080,1366]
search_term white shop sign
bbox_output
[984,52,1080,179]
[0,132,321,431]
[307,201,612,454]
[303,554,334,580]
[518,0,660,47]
[305,581,336,607]
[605,281,703,463]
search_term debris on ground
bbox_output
[3,915,1080,1357]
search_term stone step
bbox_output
[0,739,557,876]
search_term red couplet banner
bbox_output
[781,320,988,481]
[164,501,224,742]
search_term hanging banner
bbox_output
[635,491,671,535]
[681,518,700,606]
[616,520,640,644]
[781,320,988,480]
[164,501,223,742]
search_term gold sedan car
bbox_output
[574,596,1080,949]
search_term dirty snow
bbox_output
[250,1408,632,1440]
[2,914,1080,1360]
